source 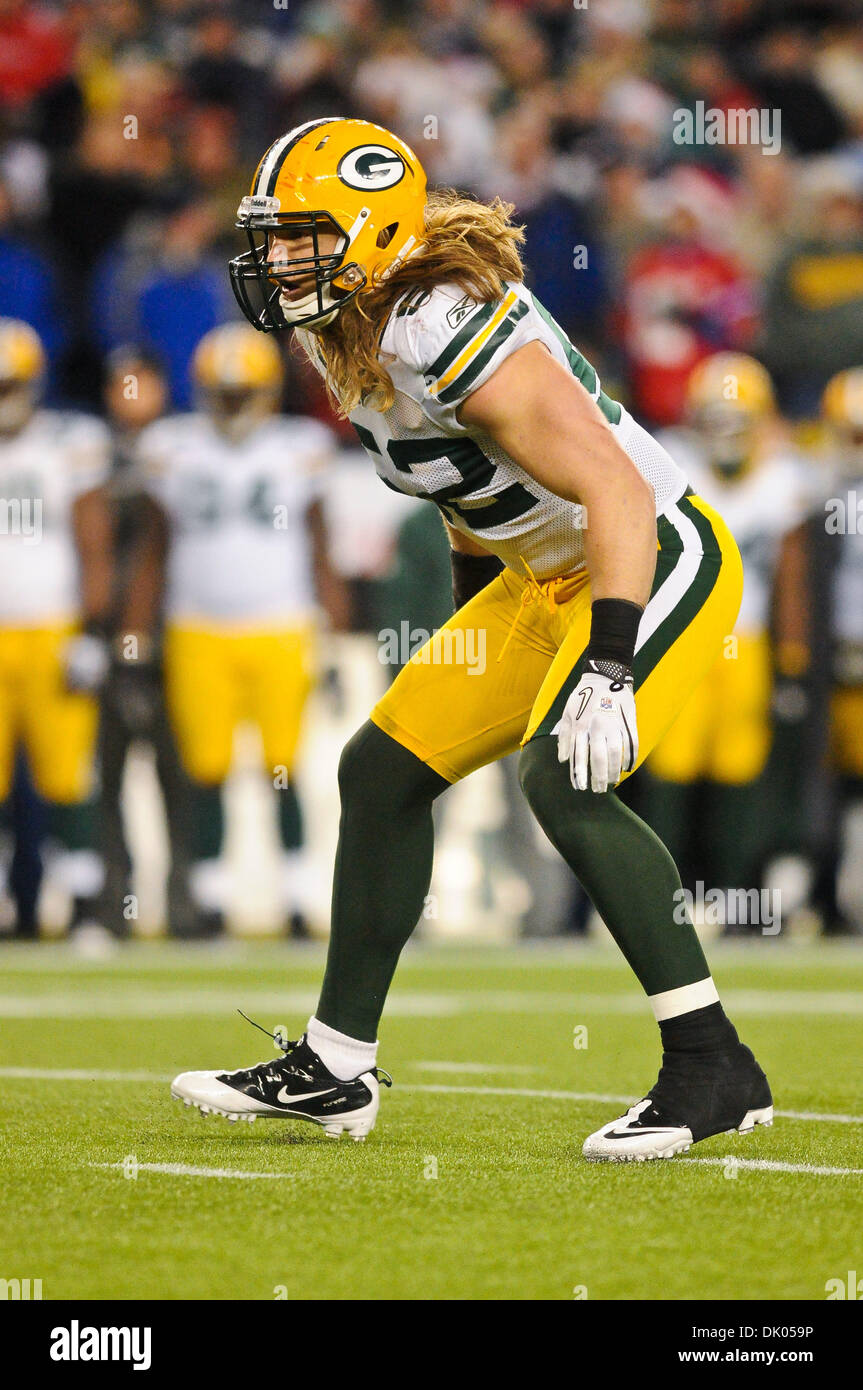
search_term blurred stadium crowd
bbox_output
[2,0,863,945]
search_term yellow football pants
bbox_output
[648,631,772,786]
[0,627,98,803]
[372,493,743,783]
[831,686,863,778]
[164,624,315,785]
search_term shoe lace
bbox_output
[237,1009,294,1055]
[237,1009,394,1086]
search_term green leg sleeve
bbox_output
[277,779,303,852]
[188,782,224,862]
[316,721,449,1041]
[704,780,767,890]
[48,799,97,852]
[519,738,711,997]
[638,772,697,882]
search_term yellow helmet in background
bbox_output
[192,323,283,439]
[230,116,427,331]
[822,367,863,473]
[822,368,863,430]
[686,352,776,478]
[0,318,45,434]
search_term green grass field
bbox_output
[1,939,861,1301]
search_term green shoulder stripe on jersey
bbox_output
[395,288,431,319]
[424,298,501,381]
[436,300,530,405]
[352,422,381,454]
[531,295,622,426]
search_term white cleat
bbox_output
[583,1101,774,1163]
[583,1099,695,1162]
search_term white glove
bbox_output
[555,659,638,793]
[63,631,110,693]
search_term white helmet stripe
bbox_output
[254,117,342,198]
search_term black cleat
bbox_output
[171,1031,390,1141]
[583,1042,773,1162]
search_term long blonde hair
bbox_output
[298,189,526,416]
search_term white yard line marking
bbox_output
[0,1066,168,1082]
[3,1069,862,1128]
[3,988,863,1018]
[0,990,458,1019]
[681,1157,863,1177]
[91,1161,292,1180]
[3,940,863,972]
[410,1061,538,1074]
[398,1083,863,1126]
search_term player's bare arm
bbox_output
[121,494,169,640]
[459,340,657,608]
[66,485,114,692]
[460,341,653,793]
[306,496,351,631]
[73,486,113,628]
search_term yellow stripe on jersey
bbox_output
[429,290,518,397]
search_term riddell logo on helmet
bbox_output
[337,146,406,191]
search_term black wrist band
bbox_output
[586,597,643,668]
[451,550,503,610]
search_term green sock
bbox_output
[188,782,224,861]
[519,738,711,997]
[317,721,448,1041]
[277,779,303,851]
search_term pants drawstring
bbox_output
[496,557,566,664]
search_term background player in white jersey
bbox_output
[172,119,773,1161]
[0,318,112,941]
[645,353,812,920]
[137,322,346,937]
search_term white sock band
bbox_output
[648,977,719,1023]
[307,1016,378,1081]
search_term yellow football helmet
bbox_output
[686,352,775,478]
[192,323,283,438]
[230,117,427,331]
[0,318,45,434]
[823,368,863,473]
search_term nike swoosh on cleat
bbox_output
[602,1127,679,1140]
[275,1085,339,1106]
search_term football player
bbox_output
[137,322,345,937]
[0,318,112,940]
[99,347,199,938]
[172,119,772,1160]
[775,368,863,933]
[645,354,812,917]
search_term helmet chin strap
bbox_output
[278,286,340,329]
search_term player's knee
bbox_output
[338,720,445,812]
[518,736,560,824]
[519,736,607,833]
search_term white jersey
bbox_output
[301,281,688,582]
[0,409,110,625]
[139,412,334,624]
[658,430,812,635]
